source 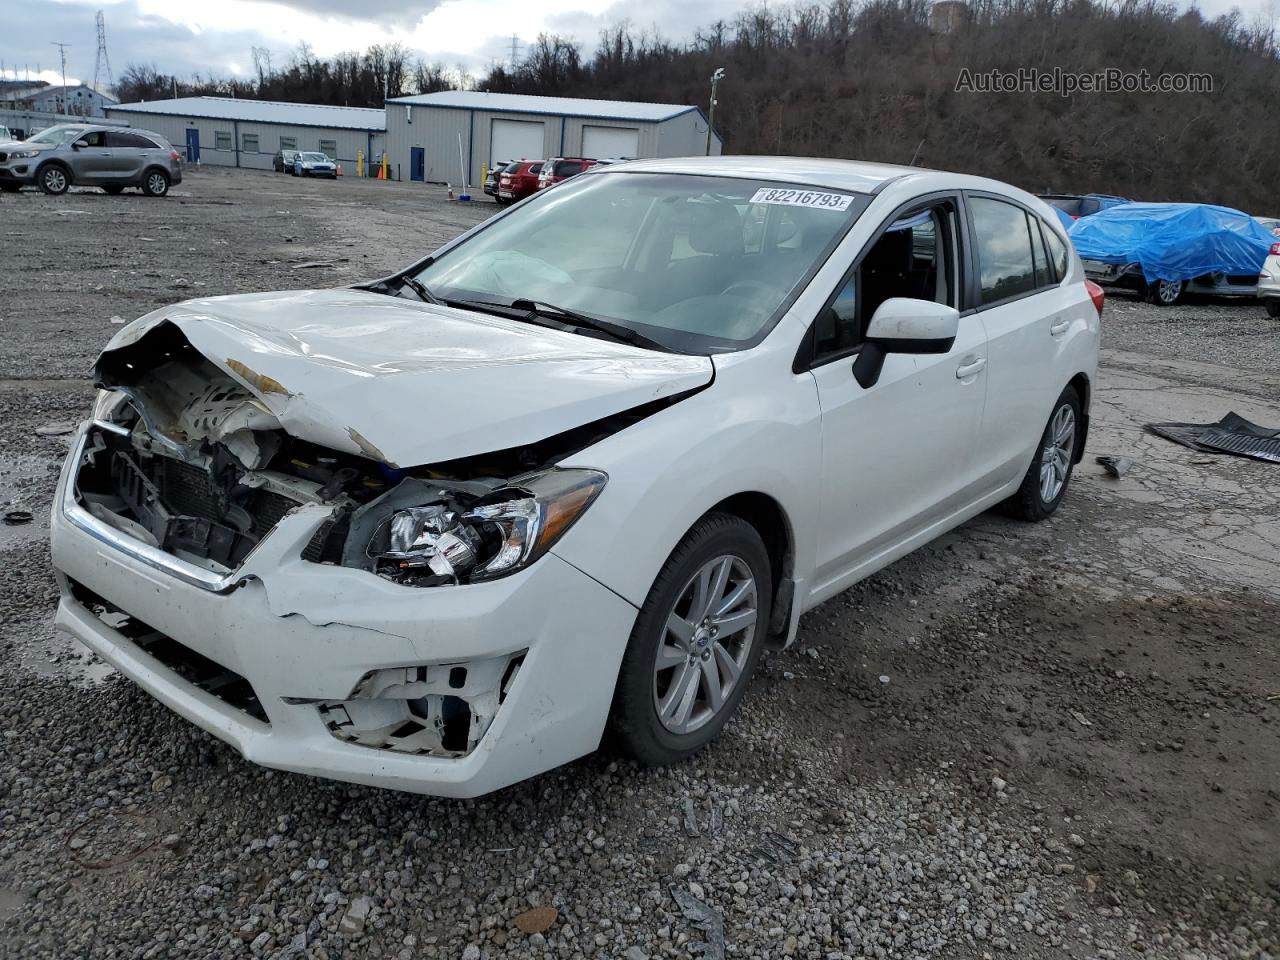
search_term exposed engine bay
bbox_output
[80,322,639,587]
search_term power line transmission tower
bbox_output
[509,35,520,69]
[93,11,114,94]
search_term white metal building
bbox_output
[2,84,118,118]
[103,97,386,171]
[383,91,722,186]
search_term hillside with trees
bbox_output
[118,0,1280,210]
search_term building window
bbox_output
[214,131,232,151]
[242,133,259,153]
[319,139,337,157]
[279,136,297,151]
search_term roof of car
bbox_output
[589,155,931,194]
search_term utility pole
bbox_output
[706,67,725,156]
[51,42,71,103]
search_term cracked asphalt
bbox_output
[1,168,1277,960]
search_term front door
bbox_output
[185,128,200,164]
[410,147,425,182]
[67,130,113,182]
[806,197,990,596]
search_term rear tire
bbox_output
[1146,278,1184,306]
[1001,385,1082,522]
[610,512,772,767]
[37,164,70,195]
[141,169,170,197]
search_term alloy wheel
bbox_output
[1156,279,1182,304]
[653,555,758,735]
[147,173,168,195]
[43,168,67,193]
[1039,403,1076,503]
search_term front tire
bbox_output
[1146,278,1184,306]
[141,169,170,197]
[1002,386,1082,521]
[1265,300,1280,319]
[610,512,772,766]
[37,164,70,195]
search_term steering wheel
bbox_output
[720,281,777,299]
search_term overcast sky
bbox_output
[3,0,1266,93]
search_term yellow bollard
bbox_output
[480,162,488,191]
[380,152,389,181]
[356,150,363,178]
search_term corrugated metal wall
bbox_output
[103,108,383,173]
[385,105,723,187]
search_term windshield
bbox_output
[302,152,327,162]
[28,125,89,145]
[411,172,864,352]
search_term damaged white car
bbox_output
[52,157,1100,797]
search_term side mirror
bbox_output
[853,298,959,389]
[72,140,88,150]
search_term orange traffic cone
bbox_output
[336,164,343,177]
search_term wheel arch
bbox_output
[140,164,170,184]
[1067,372,1091,463]
[704,491,796,649]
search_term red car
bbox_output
[497,160,543,204]
[537,157,598,191]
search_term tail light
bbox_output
[170,150,181,163]
[1085,279,1105,317]
[1270,242,1280,256]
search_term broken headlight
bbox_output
[367,469,606,584]
[92,388,129,423]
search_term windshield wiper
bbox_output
[509,298,670,352]
[396,274,444,305]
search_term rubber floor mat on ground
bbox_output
[1147,411,1280,463]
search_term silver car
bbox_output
[292,151,337,178]
[0,123,183,197]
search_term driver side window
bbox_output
[813,201,958,363]
[78,131,106,147]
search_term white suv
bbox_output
[52,157,1100,797]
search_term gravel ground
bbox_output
[1,168,1277,960]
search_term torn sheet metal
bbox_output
[1147,412,1280,464]
[97,288,713,467]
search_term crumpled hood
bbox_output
[98,287,713,467]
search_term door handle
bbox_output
[956,357,986,379]
[1050,319,1070,335]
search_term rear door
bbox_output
[963,193,1081,488]
[105,131,151,181]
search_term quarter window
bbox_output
[970,197,1038,305]
[104,131,153,149]
[1043,226,1070,280]
[242,133,259,152]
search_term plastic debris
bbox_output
[669,885,725,960]
[1148,412,1280,464]
[109,315,127,324]
[3,511,33,525]
[879,675,891,684]
[1070,710,1093,727]
[1095,455,1133,478]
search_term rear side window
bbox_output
[554,160,583,177]
[1043,227,1070,280]
[529,163,543,174]
[105,131,155,149]
[970,197,1039,305]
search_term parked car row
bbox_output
[0,123,182,197]
[272,149,337,178]
[1038,190,1280,312]
[485,156,626,204]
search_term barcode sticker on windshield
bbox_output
[749,187,854,211]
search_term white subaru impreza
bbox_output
[52,157,1100,797]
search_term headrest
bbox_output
[687,203,744,256]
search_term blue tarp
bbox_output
[1069,202,1275,284]
[1051,206,1076,233]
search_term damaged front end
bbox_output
[83,321,608,589]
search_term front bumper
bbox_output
[50,424,638,797]
[0,164,34,184]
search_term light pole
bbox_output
[706,67,725,155]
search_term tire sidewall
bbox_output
[612,514,772,764]
[142,170,169,197]
[38,163,70,195]
[1034,387,1082,513]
